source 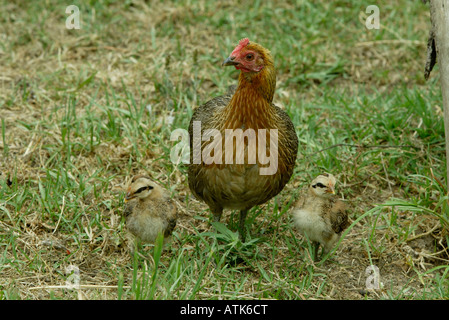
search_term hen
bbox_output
[188,38,298,240]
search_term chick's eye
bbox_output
[136,186,153,194]
[313,182,326,188]
[245,53,254,60]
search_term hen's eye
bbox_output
[313,182,326,188]
[245,53,254,60]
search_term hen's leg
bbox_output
[212,208,223,222]
[313,241,320,261]
[239,210,248,241]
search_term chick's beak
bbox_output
[124,192,133,203]
[326,186,335,195]
[222,56,239,67]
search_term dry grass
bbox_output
[1,0,448,300]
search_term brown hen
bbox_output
[188,38,298,240]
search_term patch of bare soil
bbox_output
[323,215,448,299]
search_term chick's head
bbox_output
[310,173,337,198]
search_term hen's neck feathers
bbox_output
[222,52,277,130]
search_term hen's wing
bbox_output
[187,87,235,201]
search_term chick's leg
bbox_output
[321,234,339,259]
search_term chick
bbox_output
[123,175,177,246]
[292,173,350,260]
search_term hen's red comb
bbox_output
[231,38,250,57]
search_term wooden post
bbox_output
[429,0,449,186]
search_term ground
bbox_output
[0,0,448,300]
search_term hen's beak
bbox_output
[326,186,335,195]
[222,56,239,67]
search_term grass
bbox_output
[0,0,448,300]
